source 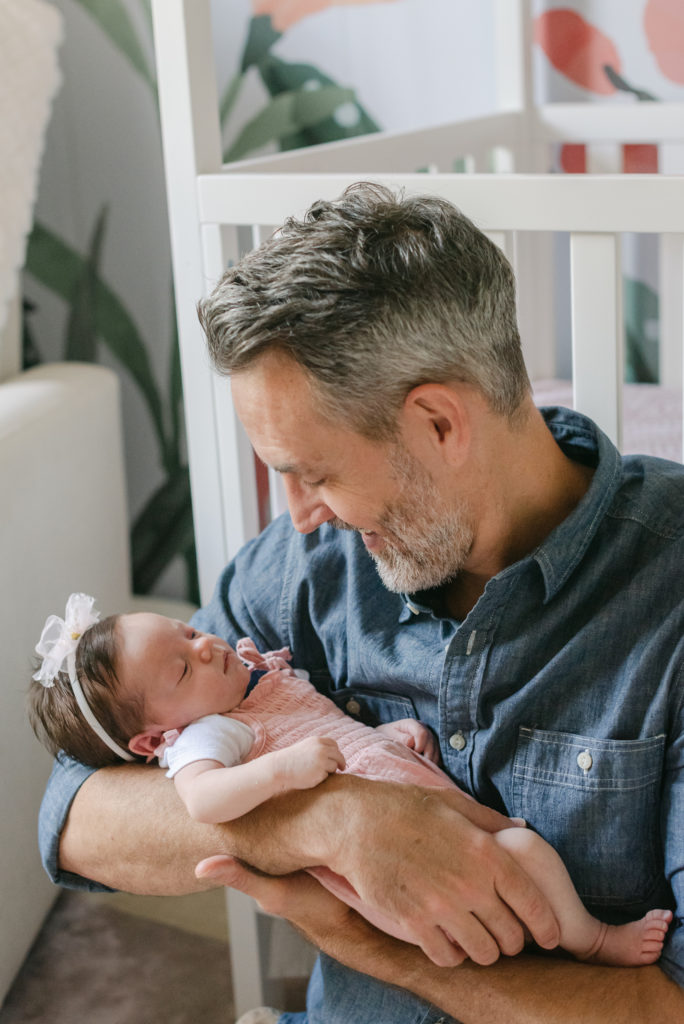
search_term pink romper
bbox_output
[229,639,457,942]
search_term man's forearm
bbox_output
[58,763,356,893]
[313,907,684,1024]
[403,950,684,1024]
[60,766,225,893]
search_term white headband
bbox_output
[34,593,134,762]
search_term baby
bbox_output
[29,593,672,967]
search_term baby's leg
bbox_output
[495,827,672,966]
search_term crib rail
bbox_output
[198,172,684,232]
[198,172,684,450]
[221,102,684,177]
[219,111,523,175]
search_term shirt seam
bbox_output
[605,507,682,541]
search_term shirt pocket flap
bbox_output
[512,727,666,907]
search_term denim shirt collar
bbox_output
[399,406,622,619]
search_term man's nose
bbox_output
[284,477,334,534]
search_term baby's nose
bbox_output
[194,634,216,661]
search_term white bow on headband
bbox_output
[33,592,99,688]
[33,593,133,762]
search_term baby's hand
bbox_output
[376,719,439,763]
[277,736,346,791]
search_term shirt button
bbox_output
[577,750,593,772]
[449,731,467,751]
[346,698,361,715]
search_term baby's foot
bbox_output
[582,909,673,966]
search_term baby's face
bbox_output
[117,613,250,731]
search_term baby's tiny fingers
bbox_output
[332,749,346,771]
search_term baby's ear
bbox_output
[128,728,164,758]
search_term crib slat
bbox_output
[153,0,250,599]
[585,143,623,174]
[490,145,515,173]
[484,230,512,260]
[570,233,623,447]
[268,467,289,519]
[658,144,684,400]
[251,224,267,249]
[659,234,684,394]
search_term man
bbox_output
[43,184,683,1023]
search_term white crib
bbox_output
[150,0,684,1014]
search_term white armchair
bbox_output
[0,362,132,1001]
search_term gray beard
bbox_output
[331,444,474,594]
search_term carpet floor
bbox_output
[0,890,237,1024]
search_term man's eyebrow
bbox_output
[272,461,314,476]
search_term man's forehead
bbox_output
[231,368,351,461]
[231,349,314,398]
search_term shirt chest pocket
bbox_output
[511,727,666,908]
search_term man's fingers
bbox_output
[195,854,292,916]
[195,855,352,933]
[417,927,468,968]
[412,911,503,967]
[332,746,346,771]
[444,913,501,966]
[466,900,526,958]
[496,867,560,950]
[196,854,259,892]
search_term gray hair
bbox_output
[198,182,530,438]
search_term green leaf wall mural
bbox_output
[22,2,383,605]
[221,15,379,158]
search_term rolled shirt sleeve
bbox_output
[38,752,113,891]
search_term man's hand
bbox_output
[197,854,352,938]
[198,852,684,1024]
[375,719,439,762]
[324,780,560,967]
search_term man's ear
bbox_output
[401,383,470,466]
[128,728,165,758]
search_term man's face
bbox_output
[232,352,475,593]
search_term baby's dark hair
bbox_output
[28,614,146,768]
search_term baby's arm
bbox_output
[173,736,345,824]
[375,718,439,763]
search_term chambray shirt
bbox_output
[39,408,684,1010]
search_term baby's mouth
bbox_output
[211,642,230,673]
